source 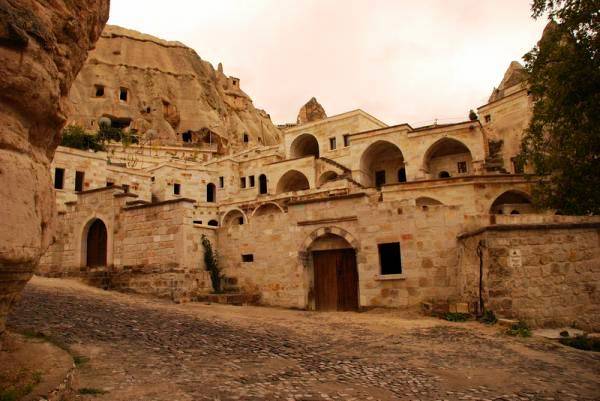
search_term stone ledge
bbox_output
[375,274,406,281]
[288,192,366,206]
[457,222,600,239]
[297,216,358,226]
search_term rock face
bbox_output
[0,0,109,340]
[297,97,327,125]
[488,61,528,102]
[67,25,282,151]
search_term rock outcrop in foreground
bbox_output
[0,0,109,341]
[67,25,282,151]
[297,97,327,124]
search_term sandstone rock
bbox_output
[296,97,327,125]
[0,0,109,340]
[488,61,528,102]
[66,25,282,151]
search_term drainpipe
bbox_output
[476,239,486,317]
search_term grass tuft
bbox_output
[78,387,108,395]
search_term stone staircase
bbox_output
[194,276,260,306]
[318,157,365,188]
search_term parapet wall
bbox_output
[458,217,600,331]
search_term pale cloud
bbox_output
[108,0,547,126]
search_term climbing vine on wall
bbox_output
[201,234,223,293]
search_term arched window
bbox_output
[359,140,404,188]
[289,134,319,158]
[276,170,310,194]
[206,183,216,203]
[424,138,473,179]
[207,219,219,227]
[490,190,533,214]
[398,168,407,183]
[259,174,267,194]
[438,171,450,178]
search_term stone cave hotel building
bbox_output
[39,27,599,332]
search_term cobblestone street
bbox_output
[7,277,600,401]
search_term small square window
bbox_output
[75,171,85,192]
[54,168,64,190]
[243,133,249,143]
[378,242,402,275]
[119,87,128,102]
[343,134,350,147]
[219,176,224,188]
[94,85,104,97]
[249,175,255,187]
[106,181,114,187]
[242,254,254,262]
[484,114,491,123]
[240,177,247,189]
[457,161,467,174]
[329,137,337,150]
[174,183,181,195]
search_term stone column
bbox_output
[0,0,110,341]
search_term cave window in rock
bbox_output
[490,190,533,215]
[75,171,85,192]
[276,170,310,194]
[259,174,267,194]
[119,87,128,102]
[243,133,249,143]
[219,176,224,188]
[94,85,104,97]
[360,140,405,188]
[207,183,216,203]
[424,138,472,179]
[289,134,319,158]
[54,168,65,190]
[398,168,407,183]
[174,183,181,196]
[86,219,107,268]
[208,220,219,227]
[182,131,192,143]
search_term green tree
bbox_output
[60,125,105,152]
[518,0,599,215]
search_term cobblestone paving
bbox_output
[7,279,600,401]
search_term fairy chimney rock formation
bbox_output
[0,0,109,341]
[297,97,327,124]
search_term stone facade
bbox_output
[458,215,600,331]
[38,26,599,329]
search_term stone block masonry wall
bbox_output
[458,219,600,331]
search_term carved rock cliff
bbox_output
[0,0,109,340]
[67,25,282,151]
[296,97,327,124]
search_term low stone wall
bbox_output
[458,218,600,331]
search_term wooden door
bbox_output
[87,219,107,267]
[313,249,358,311]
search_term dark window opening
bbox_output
[438,171,451,178]
[238,217,244,225]
[207,183,216,203]
[119,87,128,101]
[95,85,104,97]
[378,242,402,275]
[242,254,254,262]
[240,177,247,189]
[484,114,491,123]
[329,137,337,150]
[457,161,467,174]
[106,181,114,187]
[174,183,181,195]
[122,184,129,193]
[182,131,192,143]
[243,133,249,143]
[208,220,219,227]
[512,158,524,174]
[249,175,255,187]
[511,210,520,215]
[343,134,350,147]
[54,168,64,190]
[398,168,407,183]
[375,170,386,188]
[193,220,203,224]
[219,176,224,188]
[259,174,267,194]
[75,171,85,192]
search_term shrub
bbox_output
[480,310,498,325]
[559,335,600,352]
[469,109,478,121]
[60,125,105,152]
[505,321,531,337]
[444,312,470,322]
[201,234,223,293]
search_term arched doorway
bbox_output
[490,190,533,214]
[424,138,472,179]
[289,134,319,158]
[276,170,310,194]
[206,183,216,202]
[317,171,339,188]
[359,140,405,188]
[308,233,359,311]
[86,219,107,267]
[258,174,267,194]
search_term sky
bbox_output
[108,0,548,127]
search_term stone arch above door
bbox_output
[298,226,360,267]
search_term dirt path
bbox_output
[7,277,600,401]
